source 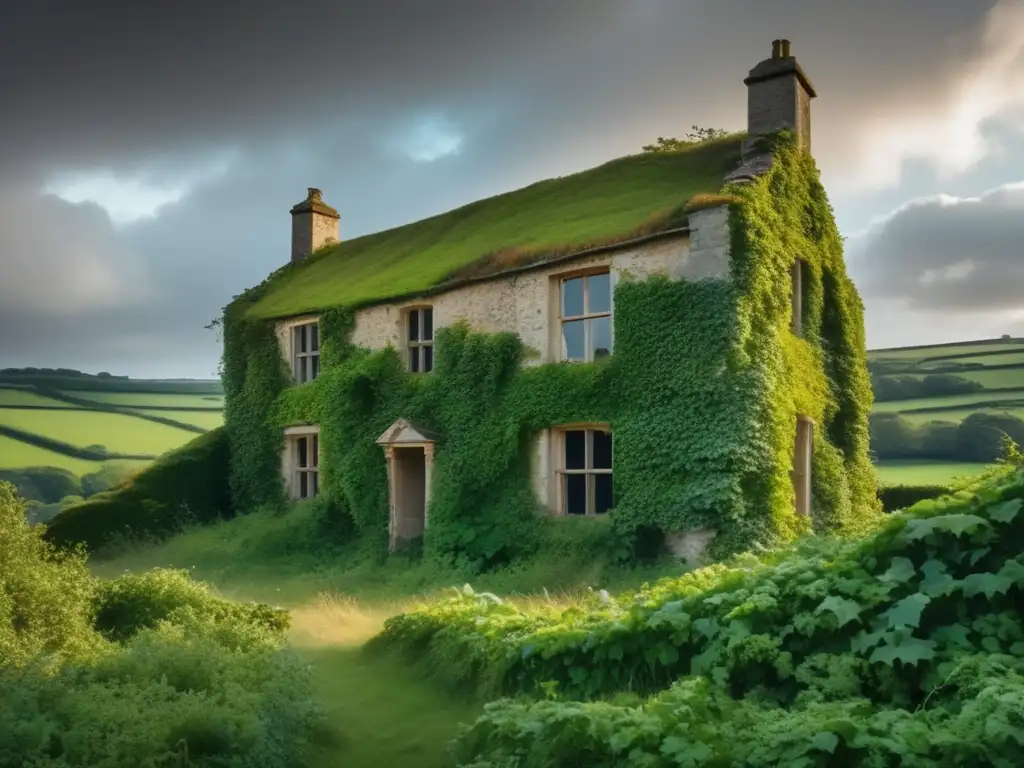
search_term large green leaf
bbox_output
[883,593,931,630]
[814,596,863,628]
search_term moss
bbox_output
[222,131,878,570]
[245,135,745,320]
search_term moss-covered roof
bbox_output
[246,133,745,320]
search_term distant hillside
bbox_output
[0,371,224,506]
[866,336,1024,488]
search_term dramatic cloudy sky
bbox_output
[2,0,1024,378]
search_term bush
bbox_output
[872,373,983,402]
[374,465,1024,764]
[878,484,951,512]
[44,427,232,551]
[93,568,290,643]
[0,480,320,767]
[0,466,81,504]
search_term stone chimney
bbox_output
[289,187,340,263]
[743,39,817,155]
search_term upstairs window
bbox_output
[556,426,613,516]
[560,271,612,362]
[406,307,434,373]
[292,322,320,383]
[291,432,320,499]
[791,259,807,336]
[793,416,813,516]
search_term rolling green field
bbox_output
[868,337,1024,486]
[0,388,76,407]
[70,391,225,408]
[0,408,198,455]
[0,373,223,501]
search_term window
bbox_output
[292,433,320,499]
[292,322,320,383]
[556,427,613,516]
[793,416,813,516]
[406,307,434,373]
[559,271,612,362]
[791,259,806,336]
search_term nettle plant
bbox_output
[220,133,878,569]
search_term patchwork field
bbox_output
[868,336,1024,487]
[0,374,223,502]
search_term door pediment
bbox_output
[376,418,437,447]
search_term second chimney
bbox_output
[289,187,340,264]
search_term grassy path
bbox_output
[287,596,482,768]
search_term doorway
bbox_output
[392,446,427,544]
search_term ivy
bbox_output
[219,131,877,568]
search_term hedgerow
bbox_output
[44,427,231,551]
[0,481,320,767]
[372,465,1024,765]
[222,132,877,568]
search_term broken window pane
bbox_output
[562,277,584,318]
[565,430,586,470]
[423,308,433,341]
[590,316,612,359]
[424,345,433,373]
[592,430,612,469]
[565,473,586,515]
[588,272,611,314]
[562,320,585,361]
[594,473,613,514]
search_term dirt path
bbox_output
[287,595,482,768]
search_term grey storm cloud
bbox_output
[0,0,1013,376]
[848,182,1024,313]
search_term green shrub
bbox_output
[0,481,101,670]
[0,466,81,504]
[878,484,951,512]
[44,427,232,551]
[93,568,290,643]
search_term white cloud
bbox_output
[387,114,464,163]
[847,0,1024,190]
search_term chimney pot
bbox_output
[780,39,791,58]
[307,187,322,201]
[771,39,782,59]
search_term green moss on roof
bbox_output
[246,133,745,320]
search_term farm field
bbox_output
[871,389,1024,413]
[137,409,224,430]
[0,408,196,456]
[874,459,991,486]
[869,340,1024,361]
[896,406,1024,424]
[0,433,150,475]
[69,391,225,408]
[0,388,76,407]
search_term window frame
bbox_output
[793,415,813,516]
[557,268,613,363]
[791,259,807,336]
[553,424,613,516]
[284,426,320,501]
[404,306,434,374]
[291,321,321,384]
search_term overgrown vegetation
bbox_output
[872,411,1024,463]
[44,427,232,551]
[0,481,320,767]
[642,125,730,153]
[369,463,1024,766]
[220,131,877,570]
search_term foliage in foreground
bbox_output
[0,481,319,767]
[371,466,1024,765]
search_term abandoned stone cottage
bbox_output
[223,40,876,561]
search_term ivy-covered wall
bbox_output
[221,132,879,569]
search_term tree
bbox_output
[642,126,729,153]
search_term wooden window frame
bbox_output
[405,306,434,374]
[793,415,813,516]
[553,424,613,516]
[558,269,613,363]
[291,432,320,500]
[791,259,806,336]
[292,321,321,384]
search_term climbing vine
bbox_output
[220,131,878,568]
